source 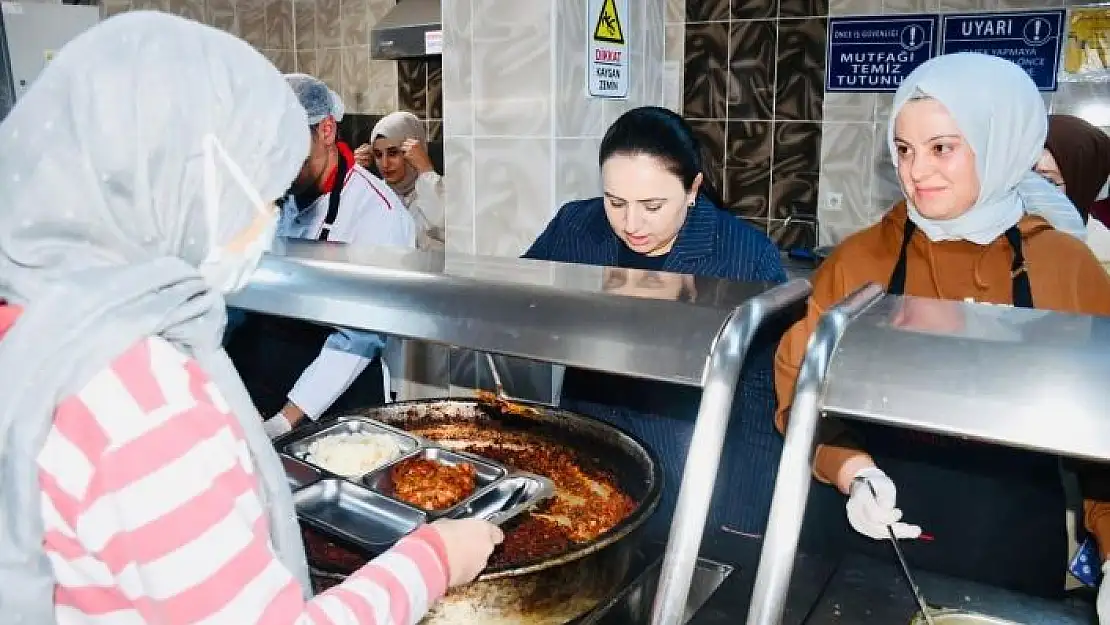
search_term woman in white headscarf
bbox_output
[0,12,499,624]
[774,53,1110,603]
[355,112,445,251]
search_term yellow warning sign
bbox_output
[593,0,624,45]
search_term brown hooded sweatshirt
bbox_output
[774,201,1110,556]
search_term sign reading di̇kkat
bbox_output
[826,15,939,92]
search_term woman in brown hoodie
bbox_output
[775,53,1110,601]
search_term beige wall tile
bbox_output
[881,0,938,13]
[265,0,293,48]
[366,60,398,112]
[442,0,473,137]
[830,0,881,14]
[473,137,553,257]
[817,122,877,244]
[168,0,205,23]
[263,48,296,74]
[368,0,393,25]
[666,0,684,23]
[555,138,602,210]
[554,0,605,138]
[102,0,132,18]
[207,0,239,35]
[444,136,476,253]
[937,0,989,10]
[316,47,343,97]
[340,0,370,47]
[472,0,553,136]
[316,0,342,48]
[238,0,266,49]
[664,23,685,113]
[293,0,315,50]
[341,45,372,113]
[296,48,317,75]
[643,0,666,107]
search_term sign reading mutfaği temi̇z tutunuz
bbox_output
[587,0,629,99]
[826,15,939,92]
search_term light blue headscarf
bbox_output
[890,53,1085,243]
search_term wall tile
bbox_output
[426,120,444,142]
[870,122,903,219]
[937,0,989,10]
[444,136,476,253]
[340,0,370,47]
[427,59,443,119]
[684,22,729,118]
[473,138,553,257]
[829,0,880,14]
[773,121,822,175]
[818,122,876,235]
[824,92,875,122]
[368,0,393,23]
[728,19,776,120]
[689,119,727,203]
[238,0,267,49]
[725,121,773,217]
[316,0,342,48]
[731,0,775,20]
[668,0,686,22]
[102,0,132,17]
[442,0,473,137]
[296,48,317,75]
[317,48,343,99]
[266,0,293,48]
[771,171,819,220]
[294,0,316,49]
[769,218,817,250]
[341,45,372,113]
[688,0,728,21]
[168,0,205,23]
[645,0,667,106]
[555,138,603,210]
[994,0,1062,7]
[1052,81,1110,127]
[881,0,938,13]
[263,48,296,74]
[206,0,238,35]
[664,24,685,112]
[779,0,829,17]
[775,18,826,121]
[555,0,606,137]
[472,0,552,136]
[366,60,398,113]
[398,60,428,117]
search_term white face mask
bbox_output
[198,134,279,294]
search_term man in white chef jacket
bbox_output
[225,74,416,439]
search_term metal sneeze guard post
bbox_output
[650,279,814,625]
[745,283,886,625]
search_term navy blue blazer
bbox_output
[524,196,788,537]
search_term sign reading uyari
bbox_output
[587,0,629,99]
[826,15,939,92]
[940,10,1065,91]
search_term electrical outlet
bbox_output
[826,191,844,212]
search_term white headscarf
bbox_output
[371,111,426,201]
[889,53,1084,244]
[0,13,311,622]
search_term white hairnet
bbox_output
[0,12,312,621]
[286,73,345,125]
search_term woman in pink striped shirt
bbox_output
[0,12,502,625]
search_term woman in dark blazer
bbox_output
[524,106,788,539]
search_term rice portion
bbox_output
[306,433,403,477]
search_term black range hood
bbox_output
[370,0,441,60]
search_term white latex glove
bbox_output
[846,467,922,541]
[1098,562,1110,624]
[263,413,293,439]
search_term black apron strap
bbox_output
[887,218,918,296]
[317,154,348,242]
[889,220,1034,309]
[1003,225,1034,309]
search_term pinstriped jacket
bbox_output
[524,196,789,536]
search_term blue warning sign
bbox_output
[826,15,940,92]
[940,10,1065,91]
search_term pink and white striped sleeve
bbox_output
[39,337,449,625]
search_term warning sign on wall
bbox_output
[587,0,629,99]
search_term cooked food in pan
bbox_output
[390,457,478,511]
[305,432,403,478]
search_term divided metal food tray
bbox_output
[280,416,555,555]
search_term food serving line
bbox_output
[230,240,1105,624]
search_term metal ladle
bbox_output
[867,482,937,625]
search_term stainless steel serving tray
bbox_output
[280,416,556,553]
